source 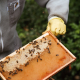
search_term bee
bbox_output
[33,45,40,50]
[31,54,33,56]
[8,57,10,61]
[66,51,67,53]
[40,58,42,61]
[48,42,52,45]
[38,55,40,58]
[9,71,13,75]
[57,43,59,45]
[32,49,35,53]
[48,50,50,54]
[16,50,18,53]
[4,61,9,63]
[38,56,42,61]
[12,70,17,76]
[16,67,19,71]
[43,37,46,40]
[7,57,10,62]
[16,67,23,71]
[37,59,38,62]
[25,62,29,66]
[18,51,20,54]
[44,41,46,43]
[16,60,18,63]
[8,77,11,79]
[23,48,25,50]
[19,69,23,71]
[37,52,40,54]
[1,64,4,69]
[29,49,31,54]
[0,61,3,64]
[16,50,20,54]
[2,70,5,72]
[40,40,42,42]
[0,71,2,73]
[25,63,27,66]
[46,47,51,54]
[36,45,41,50]
[32,40,38,45]
[48,40,51,42]
[25,55,28,57]
[56,54,59,56]
[12,73,15,76]
[14,70,17,74]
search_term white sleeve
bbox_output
[35,0,69,23]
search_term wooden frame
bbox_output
[0,31,76,80]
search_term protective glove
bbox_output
[43,17,66,36]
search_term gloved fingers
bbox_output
[51,26,66,36]
[55,28,60,36]
[50,24,60,36]
[62,25,66,34]
[51,31,56,36]
[59,30,64,35]
[59,29,66,35]
[51,29,58,36]
[47,21,60,36]
[59,24,66,35]
[43,17,66,36]
[62,30,66,35]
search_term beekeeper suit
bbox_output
[0,0,69,59]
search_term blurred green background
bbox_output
[17,0,80,80]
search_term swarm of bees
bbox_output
[0,36,58,80]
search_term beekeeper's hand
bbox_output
[43,17,66,36]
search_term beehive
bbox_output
[0,31,76,80]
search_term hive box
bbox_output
[0,31,76,80]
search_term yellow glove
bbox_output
[43,17,66,36]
